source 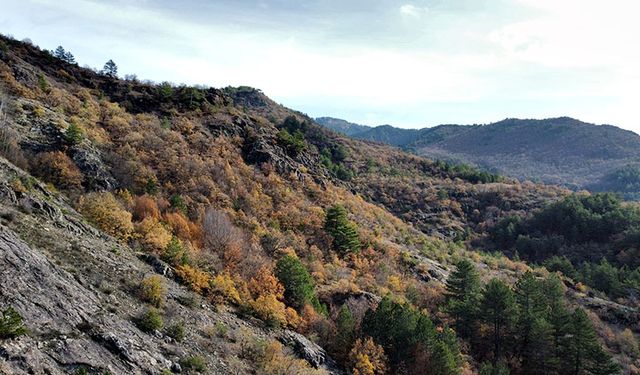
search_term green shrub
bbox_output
[135,308,163,333]
[277,129,305,156]
[166,321,186,342]
[180,355,206,373]
[0,306,27,339]
[65,123,84,145]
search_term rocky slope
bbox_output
[0,35,638,374]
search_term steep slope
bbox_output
[319,117,640,194]
[0,35,638,374]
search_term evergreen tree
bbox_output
[53,45,66,59]
[428,341,459,375]
[274,255,322,312]
[543,274,571,373]
[564,308,620,375]
[333,304,356,361]
[324,205,361,255]
[63,51,76,64]
[514,271,546,369]
[65,123,83,145]
[481,278,517,363]
[102,59,118,77]
[522,317,554,375]
[445,258,481,338]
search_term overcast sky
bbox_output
[2,0,639,132]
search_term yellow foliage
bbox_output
[250,294,289,326]
[78,192,133,240]
[260,340,324,375]
[135,217,172,253]
[175,264,210,294]
[139,275,166,308]
[211,272,241,305]
[349,338,388,375]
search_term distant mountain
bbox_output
[315,116,371,136]
[318,116,640,195]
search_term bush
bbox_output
[139,275,166,308]
[135,308,163,333]
[33,151,83,190]
[78,192,133,240]
[0,306,27,339]
[175,265,210,294]
[135,217,172,253]
[166,321,186,342]
[277,129,305,156]
[180,355,206,373]
[65,123,83,145]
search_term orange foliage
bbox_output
[34,151,83,190]
[164,212,193,241]
[132,195,160,221]
[248,266,284,300]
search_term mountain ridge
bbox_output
[317,116,640,194]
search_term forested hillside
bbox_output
[317,117,640,197]
[0,35,638,375]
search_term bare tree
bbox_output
[202,208,238,252]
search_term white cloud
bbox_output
[399,4,428,18]
[2,0,639,132]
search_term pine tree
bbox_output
[274,255,322,312]
[564,308,620,375]
[481,278,517,363]
[543,274,571,373]
[65,123,83,145]
[445,258,481,338]
[334,304,356,361]
[53,45,66,59]
[522,317,554,375]
[63,51,76,64]
[324,205,361,255]
[428,341,459,375]
[515,271,547,370]
[102,59,118,77]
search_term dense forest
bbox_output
[0,34,638,375]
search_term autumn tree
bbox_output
[348,338,388,375]
[139,275,166,308]
[34,151,83,190]
[78,192,133,240]
[324,204,361,256]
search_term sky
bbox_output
[1,0,639,132]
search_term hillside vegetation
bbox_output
[0,35,638,375]
[317,117,640,196]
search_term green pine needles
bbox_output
[0,306,27,339]
[324,204,361,256]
